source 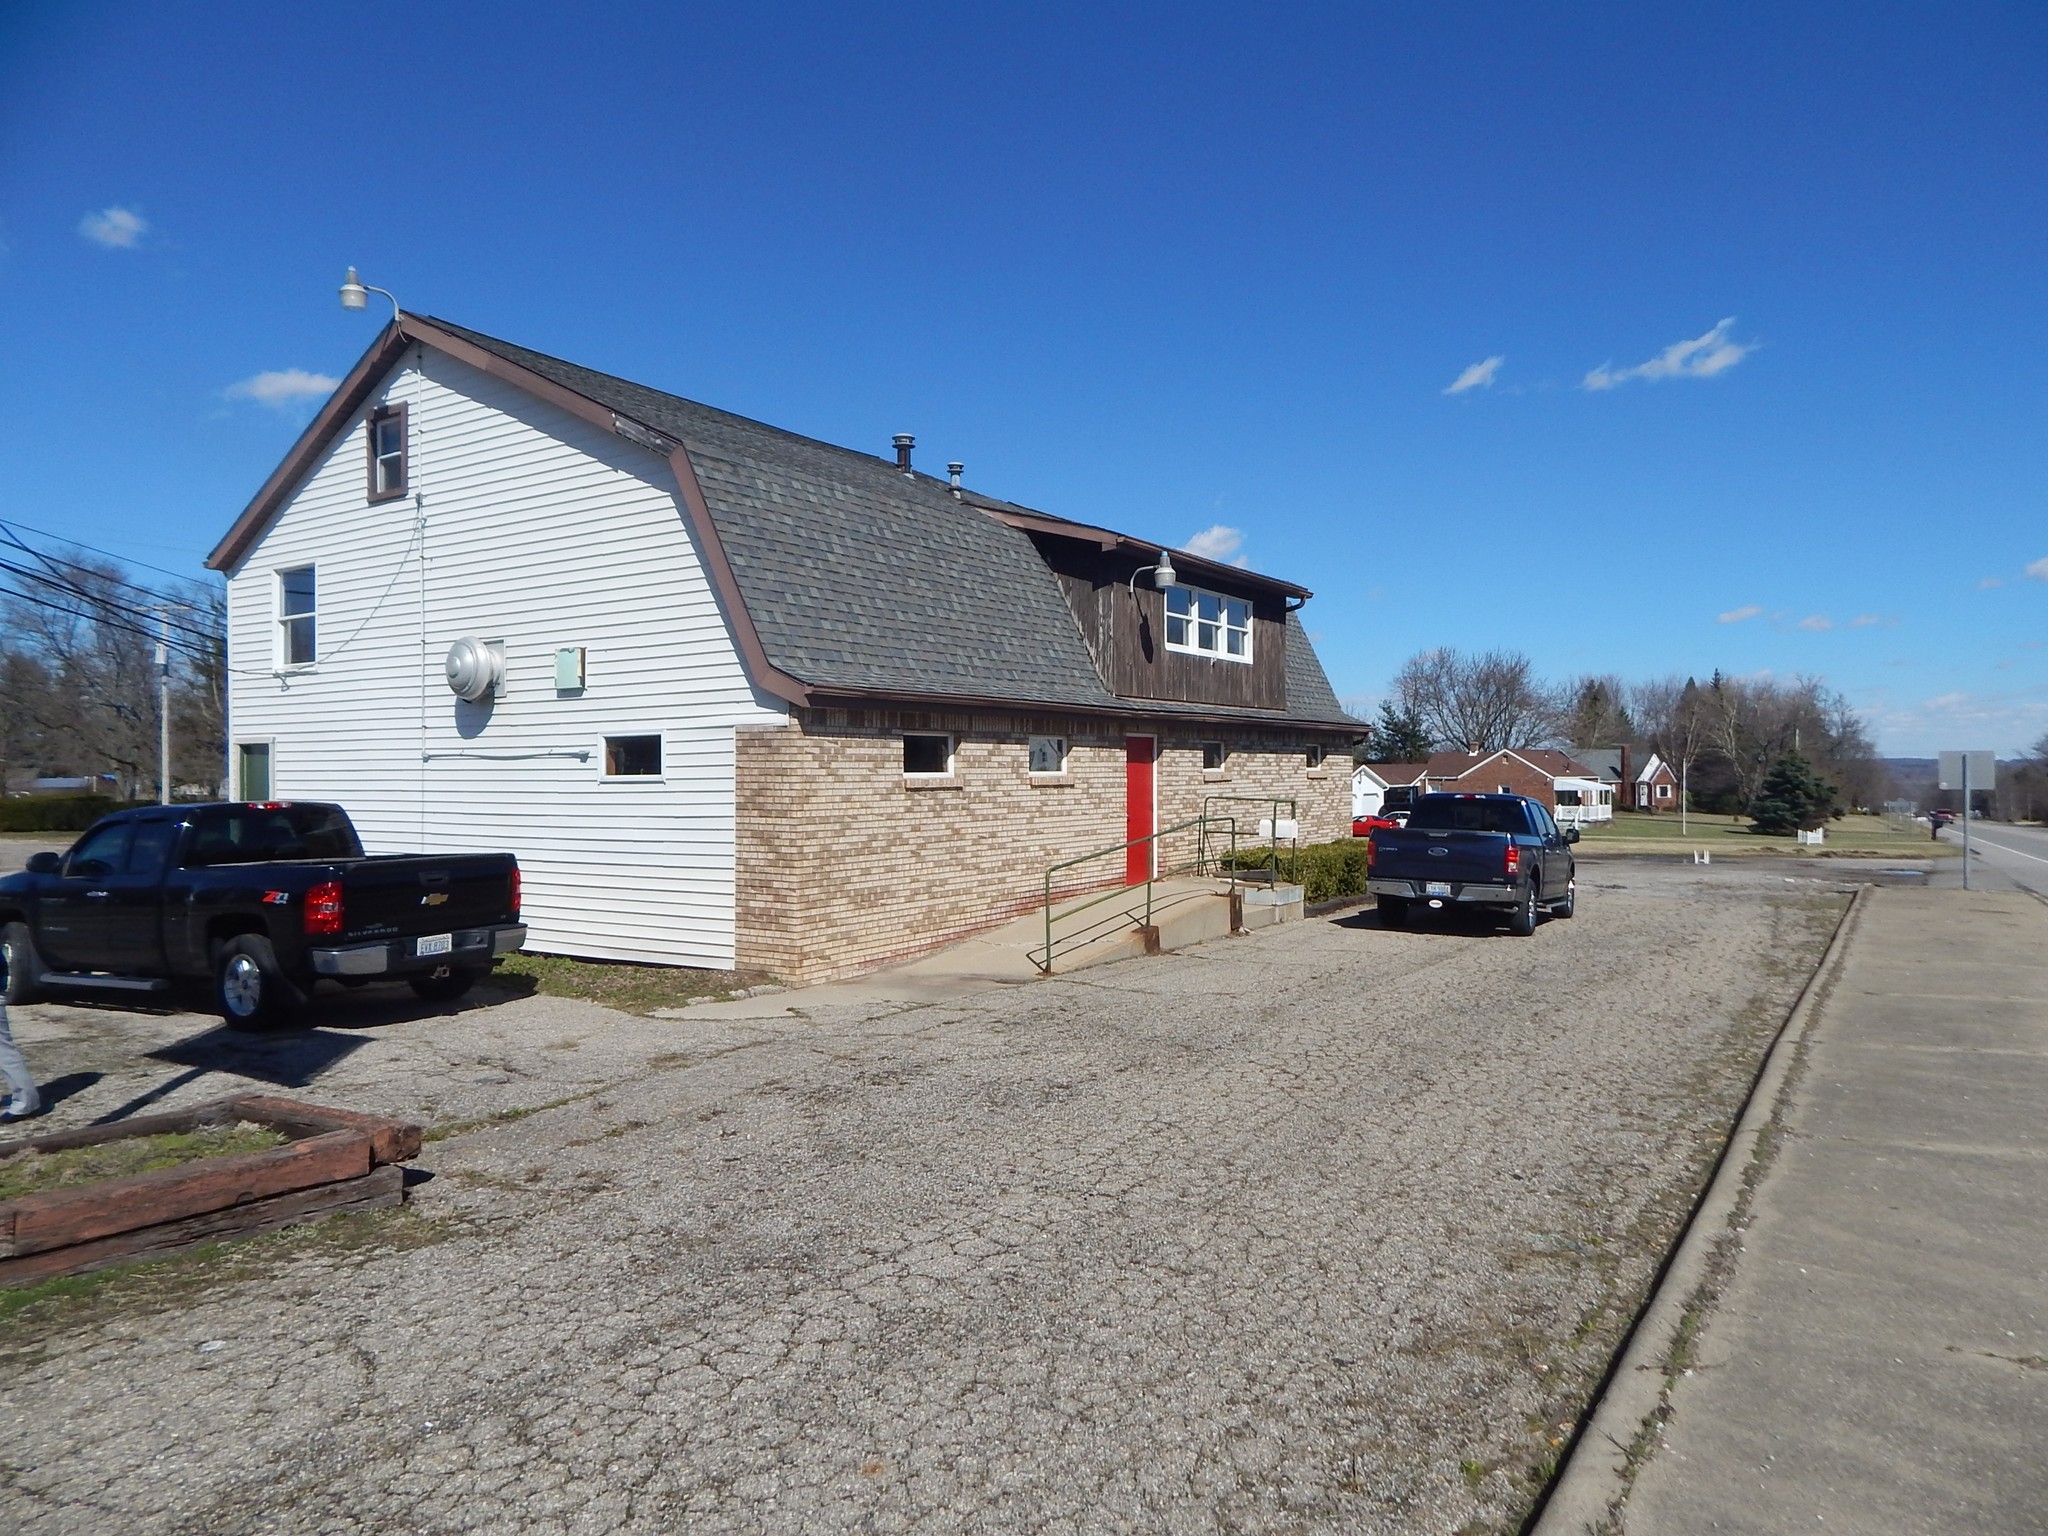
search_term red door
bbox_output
[1125,736,1156,883]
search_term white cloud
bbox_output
[1848,614,1881,628]
[1443,356,1503,395]
[2026,556,2048,582]
[1797,614,1833,631]
[1717,604,1762,624]
[1180,525,1247,566]
[78,207,147,248]
[1979,577,2005,589]
[1583,317,1755,391]
[225,368,341,408]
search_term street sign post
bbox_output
[1938,751,1997,890]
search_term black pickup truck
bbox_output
[1365,792,1578,935]
[0,802,525,1027]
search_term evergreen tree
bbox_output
[1374,702,1435,761]
[1751,752,1837,834]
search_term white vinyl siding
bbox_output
[222,346,787,967]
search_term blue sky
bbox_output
[2,3,2043,754]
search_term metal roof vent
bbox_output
[947,461,964,498]
[892,433,914,474]
[446,637,505,702]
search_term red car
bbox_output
[1353,811,1405,837]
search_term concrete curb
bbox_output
[1526,882,1872,1536]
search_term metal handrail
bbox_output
[1200,795,1298,883]
[1031,814,1241,973]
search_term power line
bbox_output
[0,524,214,619]
[0,560,222,649]
[0,575,220,664]
[0,516,207,590]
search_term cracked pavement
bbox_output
[0,861,1848,1533]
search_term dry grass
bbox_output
[0,1122,287,1202]
[488,951,776,1014]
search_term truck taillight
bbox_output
[1504,842,1520,878]
[304,880,344,937]
[509,867,521,920]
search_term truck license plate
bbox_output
[1425,881,1452,897]
[416,933,453,957]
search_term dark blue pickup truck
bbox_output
[1,802,524,1027]
[1365,792,1578,935]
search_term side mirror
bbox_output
[25,851,61,875]
[1564,827,1581,844]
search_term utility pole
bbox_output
[147,604,189,806]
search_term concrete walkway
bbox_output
[1610,884,2048,1533]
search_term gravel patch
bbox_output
[0,862,1848,1533]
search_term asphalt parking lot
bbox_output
[0,859,1852,1535]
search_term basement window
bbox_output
[603,735,662,778]
[367,404,408,502]
[903,733,953,778]
[1165,584,1253,664]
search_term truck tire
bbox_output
[1,922,44,1004]
[408,966,479,1003]
[1375,896,1410,928]
[215,934,304,1030]
[1508,882,1539,937]
[1551,878,1577,919]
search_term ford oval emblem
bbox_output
[1427,846,1450,857]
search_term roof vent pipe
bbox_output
[947,461,964,498]
[892,433,914,474]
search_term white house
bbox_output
[209,316,1360,983]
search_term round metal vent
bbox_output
[445,637,503,702]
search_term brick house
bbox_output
[208,315,1360,984]
[1421,748,1607,814]
[1632,752,1683,811]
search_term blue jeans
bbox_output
[0,999,38,1116]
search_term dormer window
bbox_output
[1164,584,1252,663]
[367,404,408,502]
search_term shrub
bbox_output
[1750,753,1837,835]
[0,796,142,834]
[1220,838,1372,904]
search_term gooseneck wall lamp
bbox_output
[338,266,401,323]
[1127,548,1179,595]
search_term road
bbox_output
[1942,819,2048,897]
[0,861,1847,1535]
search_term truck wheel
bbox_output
[1,922,44,1004]
[215,935,303,1030]
[408,967,479,1003]
[1375,896,1409,928]
[1552,879,1577,919]
[1508,883,1539,937]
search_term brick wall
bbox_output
[1430,753,1560,810]
[736,708,1352,984]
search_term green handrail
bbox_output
[1031,814,1241,973]
[1199,795,1298,883]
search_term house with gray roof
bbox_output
[209,316,1359,982]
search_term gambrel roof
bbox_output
[211,316,1356,732]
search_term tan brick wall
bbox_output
[736,709,1352,985]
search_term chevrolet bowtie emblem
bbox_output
[420,891,449,906]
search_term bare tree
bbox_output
[1392,647,1562,754]
[1563,673,1635,749]
[1633,676,1712,827]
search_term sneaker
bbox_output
[1,1100,43,1123]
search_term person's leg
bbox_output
[0,1000,40,1117]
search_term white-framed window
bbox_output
[1305,744,1327,771]
[1164,584,1253,663]
[1200,741,1229,771]
[1027,735,1067,774]
[602,734,662,778]
[236,741,272,801]
[903,733,953,777]
[277,566,316,667]
[1498,783,1514,793]
[1656,781,1673,800]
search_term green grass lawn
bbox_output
[1576,809,1955,858]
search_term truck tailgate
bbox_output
[1371,829,1511,886]
[340,854,518,941]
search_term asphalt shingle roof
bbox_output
[424,318,1357,728]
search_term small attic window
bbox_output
[367,404,408,502]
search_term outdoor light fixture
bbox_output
[338,266,400,321]
[1128,549,1179,594]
